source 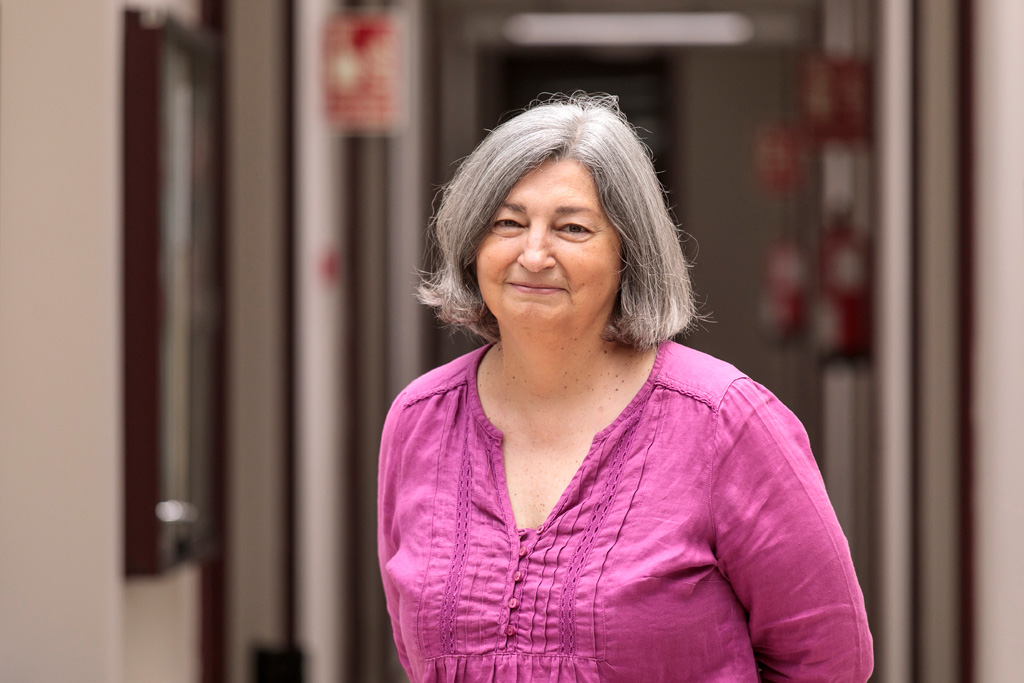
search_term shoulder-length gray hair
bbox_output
[418,92,697,351]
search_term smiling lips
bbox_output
[509,281,563,295]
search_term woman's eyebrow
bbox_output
[499,202,597,216]
[554,205,597,216]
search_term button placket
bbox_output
[503,534,533,643]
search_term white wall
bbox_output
[973,1,1024,680]
[0,1,123,680]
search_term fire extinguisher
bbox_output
[817,213,871,358]
[762,239,807,340]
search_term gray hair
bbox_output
[418,92,697,351]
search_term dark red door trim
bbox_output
[282,0,299,648]
[957,1,976,681]
[200,1,228,682]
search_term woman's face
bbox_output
[475,159,622,342]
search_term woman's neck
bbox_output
[481,328,652,404]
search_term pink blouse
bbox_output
[377,341,872,682]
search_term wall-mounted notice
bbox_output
[324,11,404,134]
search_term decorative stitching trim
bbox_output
[438,432,473,654]
[558,408,643,655]
[652,376,722,411]
[403,376,468,409]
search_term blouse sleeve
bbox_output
[377,391,413,676]
[710,378,873,682]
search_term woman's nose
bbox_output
[517,225,555,272]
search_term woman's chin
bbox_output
[496,311,610,342]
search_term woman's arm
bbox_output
[711,378,873,682]
[377,392,413,676]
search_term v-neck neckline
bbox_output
[466,341,666,534]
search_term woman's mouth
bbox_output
[509,282,562,295]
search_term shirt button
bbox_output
[505,625,515,636]
[513,570,523,582]
[518,546,528,558]
[537,524,544,534]
[508,598,519,609]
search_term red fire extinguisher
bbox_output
[762,239,807,340]
[817,213,871,358]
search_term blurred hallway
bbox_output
[2,0,1022,682]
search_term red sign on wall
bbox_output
[799,56,870,143]
[324,12,403,133]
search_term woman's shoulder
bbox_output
[653,341,752,411]
[391,344,489,410]
[655,342,804,437]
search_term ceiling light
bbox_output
[503,12,756,47]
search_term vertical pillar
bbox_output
[972,1,1024,680]
[876,0,914,680]
[297,0,345,681]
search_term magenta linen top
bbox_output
[377,341,872,682]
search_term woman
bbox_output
[378,93,872,682]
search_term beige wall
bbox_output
[915,0,962,680]
[973,1,1024,680]
[227,0,289,680]
[0,0,123,680]
[124,565,202,683]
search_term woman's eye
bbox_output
[494,219,521,229]
[562,223,589,234]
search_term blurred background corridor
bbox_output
[1,0,1022,681]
